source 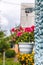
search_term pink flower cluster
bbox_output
[11,25,35,37]
[25,25,34,33]
[17,32,22,37]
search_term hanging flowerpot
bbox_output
[18,42,34,54]
[10,26,35,54]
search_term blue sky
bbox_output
[0,0,35,35]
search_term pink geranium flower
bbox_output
[25,27,33,33]
[11,28,15,32]
[31,25,35,31]
[19,26,24,31]
[17,32,22,37]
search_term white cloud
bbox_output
[0,15,9,26]
[1,1,21,28]
[2,0,35,3]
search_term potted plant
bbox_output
[10,26,35,54]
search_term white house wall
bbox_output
[20,3,35,27]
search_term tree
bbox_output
[0,30,10,65]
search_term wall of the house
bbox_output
[20,3,35,27]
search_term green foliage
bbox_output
[0,31,5,39]
[0,58,21,65]
[0,53,2,57]
[0,39,10,52]
[5,50,16,58]
[16,32,34,44]
[4,35,13,42]
[5,62,21,65]
[0,30,10,53]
